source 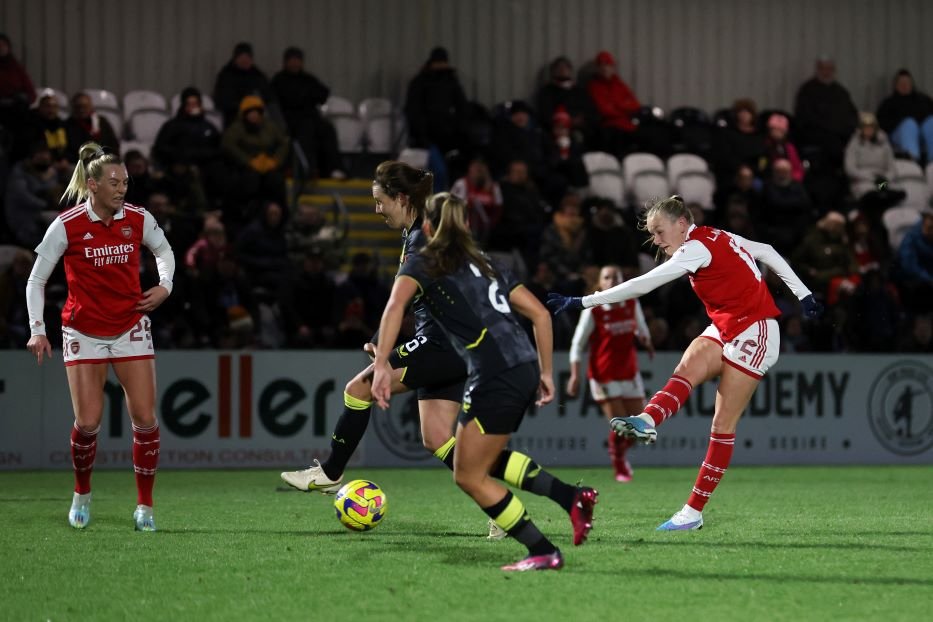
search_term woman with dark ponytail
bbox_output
[371,193,598,572]
[25,142,175,532]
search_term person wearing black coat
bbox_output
[876,69,933,162]
[213,42,274,128]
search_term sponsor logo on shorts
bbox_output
[867,361,933,456]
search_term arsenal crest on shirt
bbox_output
[121,226,132,239]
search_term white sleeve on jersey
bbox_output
[568,307,595,364]
[26,254,58,336]
[142,210,176,294]
[634,300,649,339]
[583,240,711,308]
[34,217,68,263]
[732,234,813,300]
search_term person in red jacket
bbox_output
[25,142,175,533]
[586,50,641,156]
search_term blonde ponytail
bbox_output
[422,192,495,278]
[61,142,123,205]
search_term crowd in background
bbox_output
[1,34,931,354]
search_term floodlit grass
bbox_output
[1,466,931,621]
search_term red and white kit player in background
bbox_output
[566,264,653,482]
[25,142,175,532]
[547,196,822,531]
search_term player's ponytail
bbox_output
[61,142,123,206]
[638,195,693,233]
[373,160,434,221]
[422,192,495,278]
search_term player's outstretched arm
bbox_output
[736,237,822,319]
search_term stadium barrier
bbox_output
[0,351,930,469]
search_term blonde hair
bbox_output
[422,192,495,278]
[638,195,694,260]
[61,142,123,205]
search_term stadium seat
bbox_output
[98,109,124,140]
[205,110,223,132]
[170,92,215,115]
[36,87,69,118]
[583,151,625,206]
[882,206,921,250]
[926,161,933,190]
[622,152,665,189]
[398,148,429,169]
[84,88,123,138]
[359,97,395,153]
[668,107,715,156]
[323,95,363,153]
[666,153,709,186]
[120,140,152,159]
[123,90,167,120]
[126,109,169,143]
[892,158,930,208]
[630,170,671,208]
[675,171,716,211]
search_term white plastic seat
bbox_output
[358,97,393,121]
[127,109,170,143]
[926,161,933,189]
[120,140,152,159]
[36,87,69,118]
[630,170,671,208]
[675,172,716,211]
[359,98,396,153]
[882,206,921,250]
[322,95,363,153]
[583,152,625,206]
[322,95,355,116]
[893,158,924,180]
[97,110,124,140]
[622,152,666,189]
[398,148,430,169]
[83,88,120,112]
[892,159,930,208]
[170,92,215,115]
[667,153,709,186]
[123,90,167,120]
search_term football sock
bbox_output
[483,491,556,556]
[687,432,735,511]
[609,431,633,469]
[433,437,456,470]
[490,450,576,513]
[644,374,693,427]
[132,422,160,507]
[71,423,99,495]
[322,393,372,481]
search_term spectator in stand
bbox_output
[794,56,859,165]
[843,269,901,352]
[760,157,814,255]
[214,42,274,128]
[280,248,338,349]
[234,199,290,291]
[221,95,289,216]
[586,50,640,156]
[876,69,933,163]
[586,198,639,275]
[185,216,232,279]
[404,46,468,189]
[791,211,859,303]
[4,141,63,248]
[152,86,226,207]
[189,251,257,349]
[146,190,201,259]
[849,212,888,274]
[539,192,593,295]
[893,207,933,313]
[714,98,767,187]
[715,163,762,222]
[0,33,36,137]
[761,113,804,181]
[450,158,503,245]
[723,197,758,240]
[335,252,389,335]
[0,248,34,349]
[123,150,156,207]
[271,46,344,180]
[23,91,71,172]
[64,92,119,163]
[489,100,547,182]
[284,203,342,270]
[898,313,933,353]
[535,56,597,148]
[542,105,589,207]
[489,159,547,270]
[844,112,904,223]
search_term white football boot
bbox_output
[487,519,507,541]
[133,505,156,532]
[280,459,343,493]
[68,492,92,529]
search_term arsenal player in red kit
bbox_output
[566,265,653,482]
[25,142,175,531]
[548,196,822,530]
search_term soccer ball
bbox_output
[334,479,388,531]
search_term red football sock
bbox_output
[643,374,693,427]
[687,433,735,511]
[132,422,160,507]
[71,424,99,494]
[608,430,632,464]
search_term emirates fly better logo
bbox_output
[867,361,933,456]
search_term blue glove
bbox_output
[801,294,823,320]
[546,292,584,315]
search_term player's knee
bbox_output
[344,376,373,401]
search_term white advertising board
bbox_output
[0,351,931,469]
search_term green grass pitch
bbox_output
[1,466,931,621]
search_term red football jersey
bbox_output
[685,226,780,341]
[587,301,640,383]
[52,203,149,335]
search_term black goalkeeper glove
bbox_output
[801,294,824,320]
[546,292,584,315]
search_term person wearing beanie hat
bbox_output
[762,112,804,182]
[586,49,641,154]
[238,94,265,114]
[876,68,933,162]
[271,45,345,179]
[213,40,274,128]
[428,46,449,65]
